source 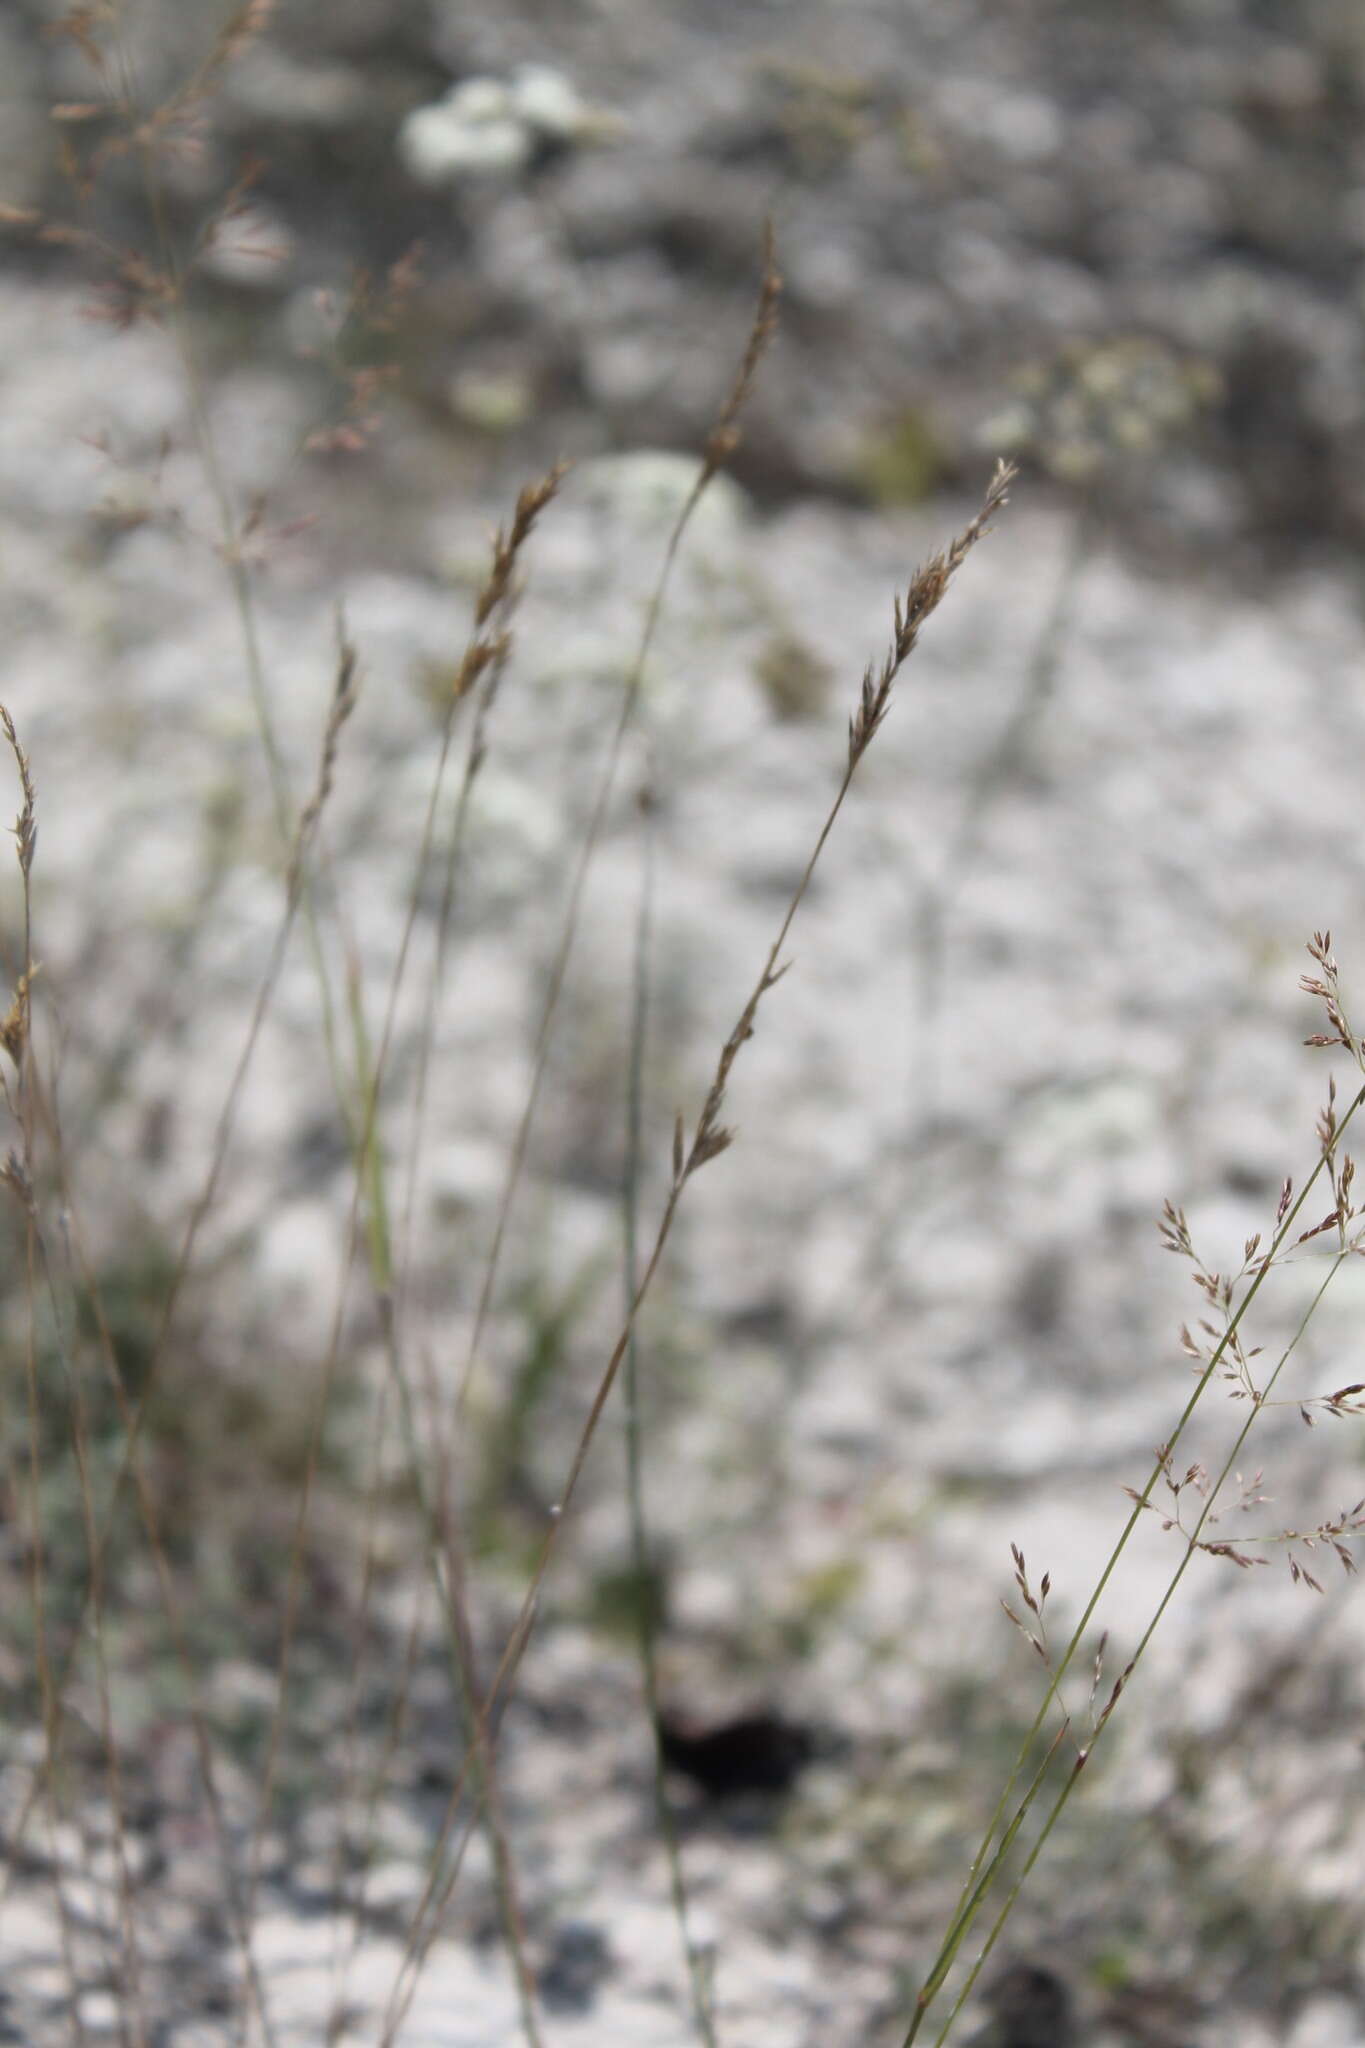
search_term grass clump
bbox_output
[5,10,1365,2047]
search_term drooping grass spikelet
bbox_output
[850,458,1016,765]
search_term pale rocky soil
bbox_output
[3,5,1365,2045]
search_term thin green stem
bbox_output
[902,1083,1365,2043]
[622,773,718,2047]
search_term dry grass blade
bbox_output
[288,617,360,890]
[849,458,1014,766]
[0,641,370,2046]
[397,464,569,1327]
[699,221,782,482]
[2,705,37,889]
[100,1,380,1289]
[621,764,717,2045]
[378,463,1015,2033]
[241,471,565,2048]
[451,234,783,1431]
[0,708,95,2036]
[374,272,788,2035]
[28,1144,150,2042]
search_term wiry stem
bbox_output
[379,464,1014,2032]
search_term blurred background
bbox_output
[8,0,1365,568]
[4,3,1365,2044]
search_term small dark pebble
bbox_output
[979,1963,1075,2048]
[538,1919,612,2016]
[657,1709,817,1797]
